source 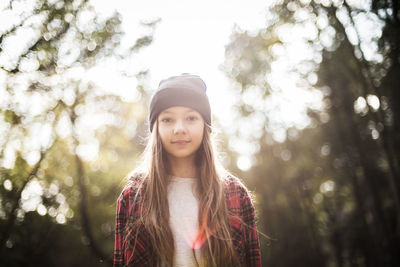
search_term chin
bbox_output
[170,152,195,159]
[165,148,198,159]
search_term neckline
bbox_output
[169,175,197,182]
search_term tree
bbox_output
[222,0,400,266]
[0,0,158,265]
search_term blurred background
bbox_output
[0,0,399,266]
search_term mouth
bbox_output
[171,140,191,145]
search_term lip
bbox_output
[172,140,191,145]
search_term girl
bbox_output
[113,74,261,267]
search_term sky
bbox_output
[90,0,323,142]
[93,0,271,117]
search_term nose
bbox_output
[173,119,187,134]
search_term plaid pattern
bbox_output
[113,174,261,267]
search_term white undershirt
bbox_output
[166,175,202,267]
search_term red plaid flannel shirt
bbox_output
[113,174,261,267]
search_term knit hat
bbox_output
[148,73,211,132]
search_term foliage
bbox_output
[0,0,157,266]
[222,0,400,266]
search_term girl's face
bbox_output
[157,106,204,160]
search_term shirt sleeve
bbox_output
[113,189,128,267]
[240,186,262,267]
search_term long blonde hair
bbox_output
[124,119,241,267]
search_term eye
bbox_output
[161,117,172,123]
[187,115,198,121]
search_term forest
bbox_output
[0,0,399,266]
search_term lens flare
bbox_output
[191,213,215,249]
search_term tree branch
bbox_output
[69,89,112,265]
[0,149,47,250]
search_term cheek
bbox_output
[193,125,204,144]
[157,127,170,144]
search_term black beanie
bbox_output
[148,73,211,132]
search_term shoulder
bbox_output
[222,172,252,197]
[118,172,146,204]
[222,172,256,209]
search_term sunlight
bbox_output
[0,0,324,164]
[237,156,252,171]
[56,213,66,224]
[17,178,72,222]
[76,141,99,162]
[367,94,380,111]
[3,179,12,191]
[0,0,397,265]
[320,180,335,195]
[21,179,43,212]
[354,96,368,115]
[37,203,47,216]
